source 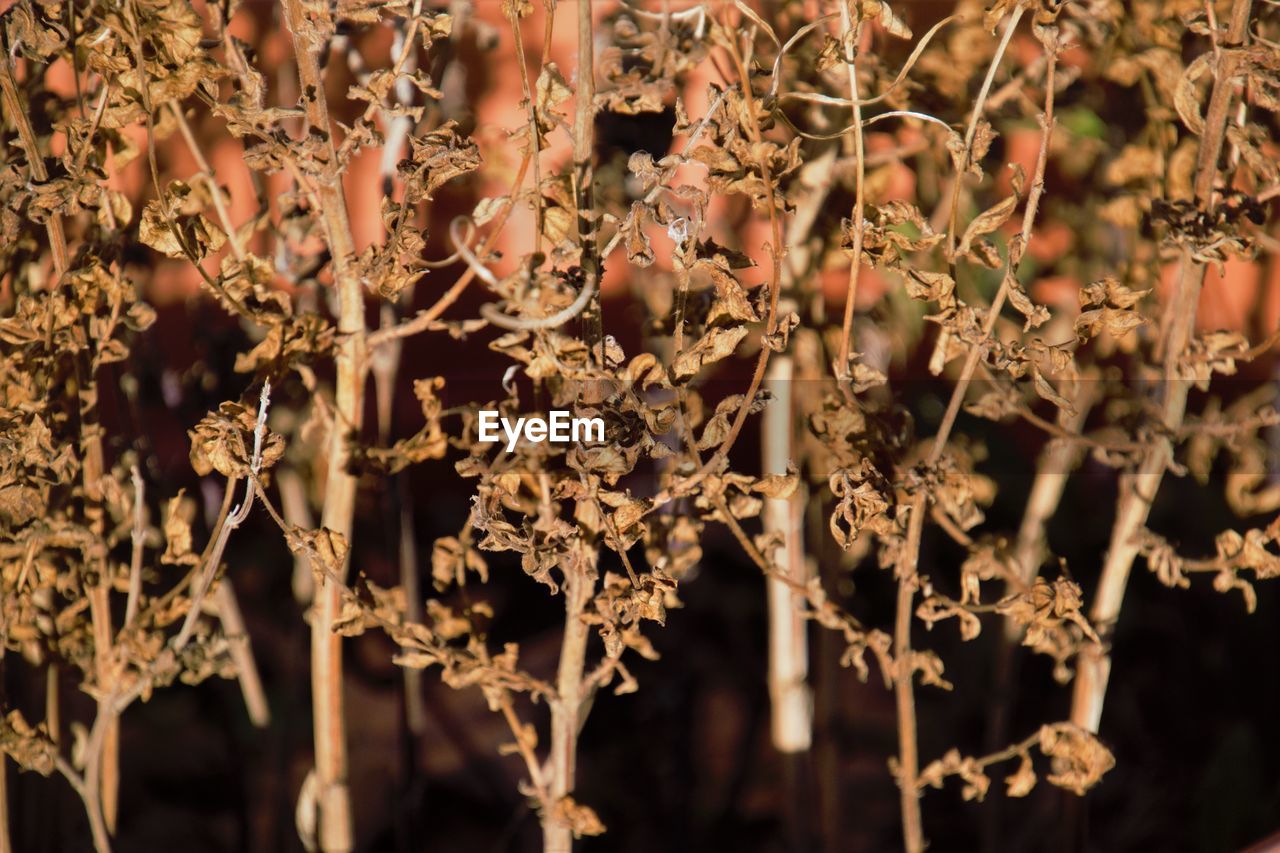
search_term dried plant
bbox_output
[2,0,1278,851]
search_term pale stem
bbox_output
[280,1,368,846]
[763,356,812,753]
[1070,0,1255,733]
[214,580,272,727]
[835,0,866,382]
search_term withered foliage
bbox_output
[2,0,1279,851]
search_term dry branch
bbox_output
[1070,0,1256,733]
[280,0,367,845]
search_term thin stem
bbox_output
[763,357,811,753]
[497,694,548,799]
[573,0,602,361]
[543,560,592,853]
[70,712,113,853]
[774,13,964,110]
[124,466,146,628]
[46,667,60,746]
[214,580,272,727]
[334,0,425,164]
[931,25,1056,470]
[836,0,866,385]
[540,7,599,848]
[280,1,366,845]
[168,101,246,262]
[945,5,1025,261]
[71,82,112,176]
[509,8,545,255]
[174,382,270,651]
[0,58,70,280]
[660,8,787,498]
[368,297,428,735]
[0,754,11,853]
[1010,392,1094,594]
[396,473,427,735]
[861,110,954,133]
[891,19,1059,851]
[894,523,924,853]
[278,468,317,604]
[381,10,419,193]
[368,154,535,349]
[1070,0,1254,734]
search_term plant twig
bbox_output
[661,7,788,501]
[214,580,271,728]
[835,0,867,386]
[280,2,368,846]
[0,57,70,280]
[543,555,593,853]
[278,468,317,605]
[540,7,601,847]
[761,141,834,761]
[124,466,146,628]
[174,382,269,651]
[1070,0,1255,734]
[893,17,1057,850]
[168,101,246,262]
[68,710,113,853]
[892,505,927,853]
[367,154,535,349]
[0,755,8,853]
[763,356,811,753]
[1018,416,1091,577]
[573,0,602,362]
[509,6,545,255]
[945,4,1026,262]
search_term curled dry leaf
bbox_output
[398,122,482,203]
[189,402,285,479]
[550,796,606,838]
[138,180,227,260]
[672,325,748,381]
[160,490,200,566]
[1038,723,1115,795]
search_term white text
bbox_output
[477,410,605,453]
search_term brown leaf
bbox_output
[188,402,284,478]
[958,195,1016,259]
[696,394,745,450]
[1038,723,1115,795]
[1005,752,1037,798]
[399,122,481,203]
[622,201,654,267]
[904,270,956,306]
[1006,276,1050,331]
[161,490,200,566]
[1030,365,1075,414]
[703,262,759,325]
[1174,53,1213,136]
[0,710,57,776]
[551,797,606,838]
[610,496,651,534]
[672,326,748,381]
[1105,144,1165,186]
[0,484,42,528]
[752,468,799,499]
[286,526,350,589]
[139,181,226,260]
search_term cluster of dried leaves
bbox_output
[2,0,1278,851]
